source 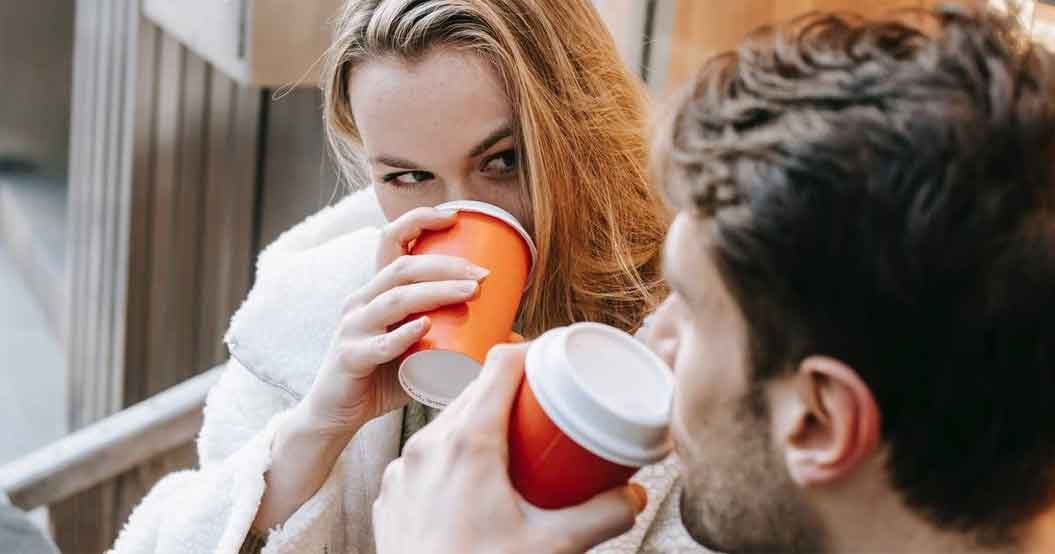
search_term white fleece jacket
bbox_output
[107,188,704,554]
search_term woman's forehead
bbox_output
[350,49,514,160]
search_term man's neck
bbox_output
[814,458,1016,554]
[825,517,1016,554]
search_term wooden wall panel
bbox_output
[66,0,133,442]
[111,443,199,546]
[142,33,186,397]
[193,79,262,369]
[257,88,337,249]
[592,0,652,77]
[124,31,262,406]
[64,0,93,428]
[120,31,264,404]
[123,19,160,409]
[194,75,235,368]
[61,1,266,549]
[59,1,139,549]
[61,0,334,548]
[50,442,197,554]
[650,0,926,97]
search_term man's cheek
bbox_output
[671,376,710,469]
[672,362,710,431]
[650,335,678,369]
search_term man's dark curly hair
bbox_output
[660,4,1055,544]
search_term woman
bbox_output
[109,0,699,552]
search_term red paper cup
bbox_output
[508,323,674,509]
[397,200,536,408]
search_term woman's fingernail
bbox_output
[468,265,490,279]
[627,483,647,515]
[459,281,479,294]
[439,208,459,217]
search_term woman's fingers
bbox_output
[361,280,479,329]
[352,254,488,306]
[377,207,458,268]
[345,316,432,369]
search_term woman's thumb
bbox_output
[541,484,646,552]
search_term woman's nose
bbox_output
[443,181,472,203]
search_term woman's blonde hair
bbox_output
[323,0,668,336]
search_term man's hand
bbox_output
[373,342,647,554]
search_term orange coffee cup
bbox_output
[397,200,536,409]
[508,323,674,509]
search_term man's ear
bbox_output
[774,356,881,486]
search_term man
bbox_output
[372,5,1055,553]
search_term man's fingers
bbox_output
[374,458,404,548]
[428,342,529,433]
[537,484,645,553]
[470,343,530,431]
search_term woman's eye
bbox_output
[383,171,433,185]
[481,150,517,177]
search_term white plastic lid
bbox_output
[434,200,537,284]
[399,350,481,409]
[524,323,674,467]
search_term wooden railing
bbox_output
[0,367,220,513]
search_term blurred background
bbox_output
[0,0,1049,552]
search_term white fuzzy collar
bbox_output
[224,188,387,399]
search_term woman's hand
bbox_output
[299,206,489,439]
[253,207,487,533]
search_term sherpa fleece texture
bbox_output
[108,189,399,554]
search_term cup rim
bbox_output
[434,200,538,283]
[399,349,482,409]
[525,323,673,467]
[564,323,674,427]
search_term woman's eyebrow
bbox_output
[371,155,421,169]
[468,123,513,158]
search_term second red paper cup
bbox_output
[397,200,536,409]
[508,323,674,509]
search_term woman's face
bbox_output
[349,48,530,228]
